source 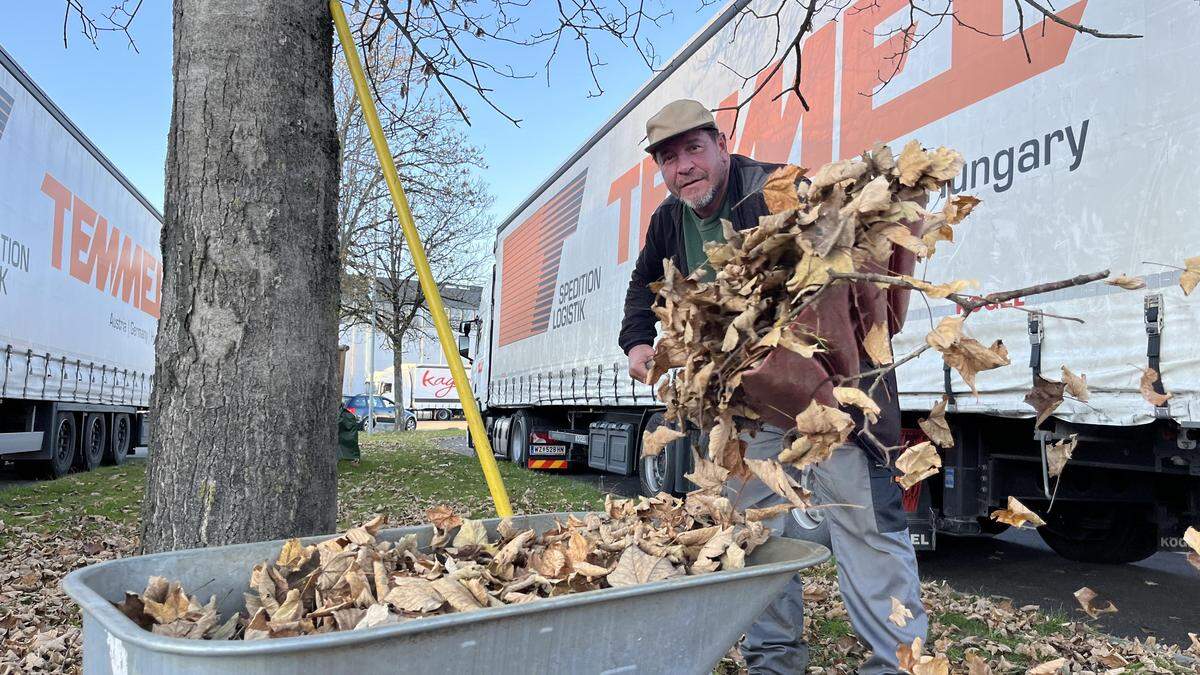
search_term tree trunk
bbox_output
[142,0,341,552]
[392,301,404,411]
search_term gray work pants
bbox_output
[723,425,929,675]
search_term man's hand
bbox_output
[627,344,656,384]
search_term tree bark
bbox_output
[392,301,405,410]
[142,0,341,552]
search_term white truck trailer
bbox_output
[405,363,462,421]
[0,45,158,477]
[464,0,1200,562]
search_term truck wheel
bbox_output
[508,412,530,468]
[78,413,107,471]
[435,409,451,421]
[639,412,676,496]
[45,413,77,479]
[105,413,132,465]
[1037,504,1158,564]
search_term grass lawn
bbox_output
[0,429,605,545]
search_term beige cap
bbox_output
[644,99,717,154]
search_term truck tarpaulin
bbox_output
[0,46,161,407]
[475,0,1199,427]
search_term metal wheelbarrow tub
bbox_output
[64,512,829,674]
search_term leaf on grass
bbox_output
[1024,375,1066,427]
[642,426,685,457]
[918,397,954,448]
[1046,436,1077,478]
[425,505,462,531]
[1181,256,1200,296]
[384,577,444,613]
[864,321,893,366]
[1074,586,1118,619]
[889,596,913,628]
[1060,366,1089,403]
[990,496,1045,529]
[607,545,682,588]
[1139,367,1172,407]
[964,651,992,675]
[833,387,881,424]
[1105,274,1146,290]
[895,442,941,490]
[1027,657,1067,675]
[745,458,811,508]
[762,164,805,214]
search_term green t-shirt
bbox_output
[682,196,732,281]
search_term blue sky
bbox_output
[0,2,715,220]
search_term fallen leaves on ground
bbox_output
[990,497,1046,529]
[1073,587,1118,619]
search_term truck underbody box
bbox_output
[587,421,636,476]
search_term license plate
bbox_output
[531,444,567,456]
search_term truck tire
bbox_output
[639,412,677,496]
[45,413,77,479]
[105,413,132,465]
[1037,504,1158,564]
[508,411,530,468]
[78,413,107,471]
[435,409,451,421]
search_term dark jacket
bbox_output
[618,154,781,354]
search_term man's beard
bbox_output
[682,182,719,211]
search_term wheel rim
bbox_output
[511,419,526,464]
[406,418,416,430]
[643,450,667,493]
[88,420,103,462]
[115,418,129,457]
[55,419,73,466]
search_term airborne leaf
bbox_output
[1181,256,1200,296]
[864,322,893,366]
[833,387,881,424]
[990,496,1045,529]
[918,397,954,448]
[745,458,811,508]
[894,442,941,489]
[1061,366,1089,402]
[642,425,685,457]
[943,194,980,224]
[1073,586,1118,619]
[1139,367,1172,407]
[1046,435,1077,478]
[889,596,914,628]
[1105,274,1146,290]
[1024,375,1066,427]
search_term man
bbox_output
[618,98,928,674]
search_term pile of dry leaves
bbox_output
[115,494,771,640]
[642,141,990,508]
[640,140,1196,523]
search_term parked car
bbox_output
[342,395,417,431]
